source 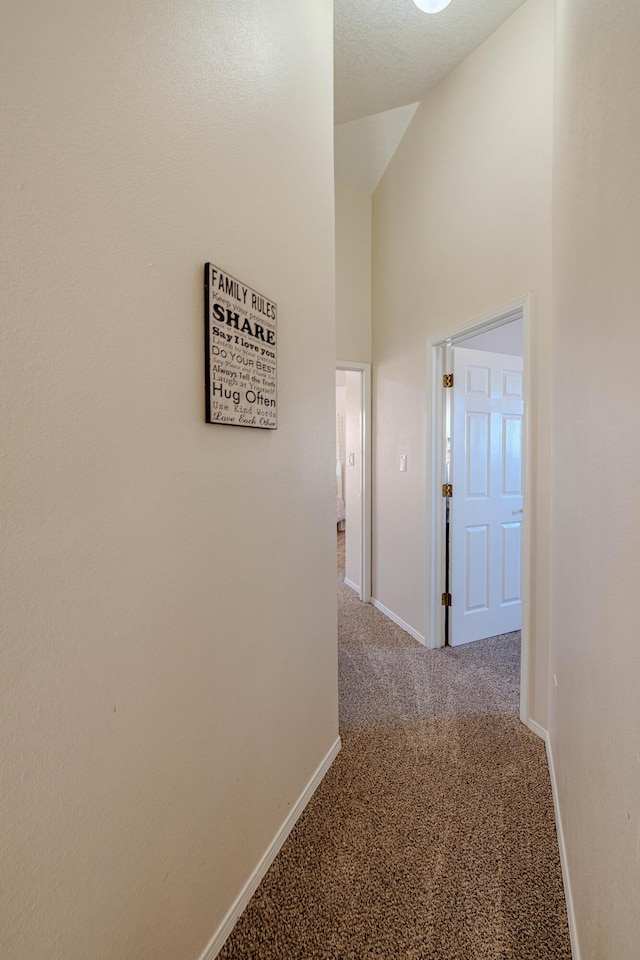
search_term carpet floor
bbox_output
[218,532,571,959]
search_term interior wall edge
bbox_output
[198,737,342,960]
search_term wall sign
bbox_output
[204,263,277,429]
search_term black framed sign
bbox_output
[204,263,277,429]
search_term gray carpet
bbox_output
[218,533,571,959]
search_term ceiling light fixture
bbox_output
[412,0,453,12]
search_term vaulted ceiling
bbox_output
[334,0,527,192]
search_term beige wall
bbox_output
[552,1,640,956]
[335,178,372,363]
[0,3,337,959]
[371,0,553,725]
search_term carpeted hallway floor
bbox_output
[218,532,571,959]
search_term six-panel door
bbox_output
[450,347,523,646]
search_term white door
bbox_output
[450,346,523,646]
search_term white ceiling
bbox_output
[334,0,527,192]
[334,0,527,125]
[462,318,523,355]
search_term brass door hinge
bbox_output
[441,593,452,607]
[443,374,454,388]
[442,483,452,498]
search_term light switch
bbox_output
[400,454,407,472]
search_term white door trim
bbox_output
[426,295,532,725]
[336,361,372,603]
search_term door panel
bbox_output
[503,370,523,399]
[466,412,490,498]
[502,415,522,496]
[466,363,491,396]
[465,525,489,612]
[501,522,521,604]
[450,346,523,646]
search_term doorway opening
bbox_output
[427,296,531,724]
[335,361,371,603]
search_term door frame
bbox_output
[336,360,372,603]
[426,295,532,725]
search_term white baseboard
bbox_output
[198,736,342,960]
[526,720,580,960]
[371,598,426,646]
[525,718,547,741]
[344,577,360,593]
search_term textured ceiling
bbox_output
[334,0,527,124]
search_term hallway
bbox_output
[219,535,571,958]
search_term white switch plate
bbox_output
[400,455,407,472]
[348,453,355,466]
